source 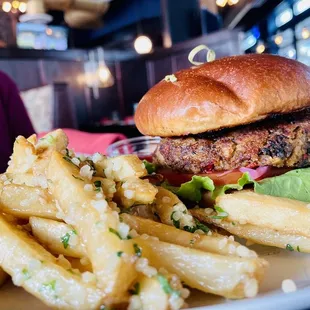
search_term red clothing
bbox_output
[0,71,35,172]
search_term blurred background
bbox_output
[0,0,308,140]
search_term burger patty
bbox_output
[154,112,310,174]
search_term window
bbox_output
[17,23,68,50]
[275,8,293,27]
[241,32,257,51]
[272,28,294,47]
[295,16,310,39]
[297,38,310,56]
[278,45,297,59]
[293,0,310,15]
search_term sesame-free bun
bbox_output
[134,54,310,137]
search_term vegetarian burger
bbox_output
[134,54,310,189]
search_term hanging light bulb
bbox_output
[134,35,153,54]
[2,2,12,12]
[216,0,228,7]
[97,47,114,88]
[228,0,239,5]
[18,2,27,13]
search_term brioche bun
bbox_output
[134,54,310,137]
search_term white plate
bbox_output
[0,245,309,310]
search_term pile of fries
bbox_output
[0,129,269,310]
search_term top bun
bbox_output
[134,54,310,137]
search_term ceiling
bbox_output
[45,0,284,49]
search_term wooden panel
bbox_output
[90,63,120,122]
[40,60,90,126]
[147,57,173,87]
[53,83,78,129]
[0,60,41,91]
[120,59,149,116]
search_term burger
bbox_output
[134,54,310,202]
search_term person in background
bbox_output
[0,71,35,173]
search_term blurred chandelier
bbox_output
[216,0,239,7]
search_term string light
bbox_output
[274,35,283,45]
[18,2,27,13]
[256,43,265,54]
[134,35,153,54]
[12,1,19,9]
[301,28,310,39]
[46,28,53,36]
[2,2,12,12]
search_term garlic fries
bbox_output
[0,129,269,309]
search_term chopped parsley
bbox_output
[133,243,142,257]
[61,230,77,249]
[94,180,102,192]
[195,221,210,233]
[157,274,180,296]
[286,244,294,251]
[297,246,301,252]
[232,222,236,226]
[211,206,228,219]
[46,135,55,144]
[109,228,122,239]
[189,239,195,245]
[22,268,31,280]
[184,219,210,234]
[63,156,73,164]
[183,225,196,233]
[128,282,140,295]
[116,251,123,257]
[72,174,83,181]
[42,280,56,291]
[170,211,180,229]
[100,306,114,310]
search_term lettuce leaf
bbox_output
[212,172,254,199]
[254,168,310,202]
[176,176,215,202]
[161,168,310,203]
[143,160,157,174]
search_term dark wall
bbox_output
[0,29,242,129]
[0,55,90,127]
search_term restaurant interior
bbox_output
[1,0,310,166]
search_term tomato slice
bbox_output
[157,168,243,186]
[157,167,291,187]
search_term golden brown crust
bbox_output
[134,54,310,136]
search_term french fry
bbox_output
[0,214,102,309]
[215,191,310,237]
[114,177,158,208]
[27,216,266,299]
[121,214,257,258]
[134,237,268,299]
[95,155,147,181]
[30,217,86,258]
[192,208,310,253]
[48,151,137,303]
[137,276,170,310]
[3,173,47,188]
[7,130,68,176]
[6,136,37,174]
[153,187,195,229]
[0,183,58,220]
[128,274,186,310]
